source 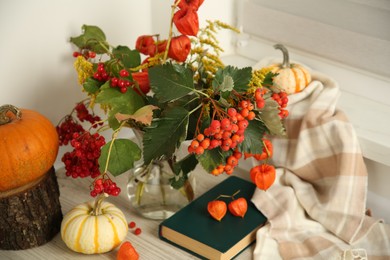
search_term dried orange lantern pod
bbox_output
[0,104,59,192]
[267,44,312,94]
[228,197,248,218]
[207,200,227,221]
[117,241,140,260]
[250,164,276,191]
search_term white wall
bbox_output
[0,0,235,120]
[0,0,235,165]
[0,0,152,121]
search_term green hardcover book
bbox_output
[159,176,267,260]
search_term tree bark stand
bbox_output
[0,167,63,250]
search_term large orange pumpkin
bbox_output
[0,104,59,191]
[267,44,312,94]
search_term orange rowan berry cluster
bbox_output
[254,88,266,109]
[211,150,242,175]
[271,91,289,118]
[188,99,259,175]
[244,138,273,161]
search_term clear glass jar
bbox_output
[126,159,195,220]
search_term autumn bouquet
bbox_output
[57,0,288,199]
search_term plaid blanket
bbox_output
[251,68,390,259]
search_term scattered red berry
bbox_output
[128,221,136,229]
[134,228,142,235]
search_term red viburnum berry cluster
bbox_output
[57,103,122,197]
[62,132,105,179]
[110,69,132,94]
[93,62,110,82]
[75,102,102,127]
[73,54,151,96]
[56,116,85,146]
[73,50,96,59]
[90,175,121,197]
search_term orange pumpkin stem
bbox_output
[0,104,22,125]
[273,44,290,68]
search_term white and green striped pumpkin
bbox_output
[268,44,312,94]
[61,200,128,254]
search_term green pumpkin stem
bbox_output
[0,104,22,125]
[92,193,108,216]
[273,44,290,68]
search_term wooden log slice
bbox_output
[0,167,63,250]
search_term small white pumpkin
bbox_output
[267,44,312,94]
[61,199,128,254]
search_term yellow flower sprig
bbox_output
[248,67,273,93]
[74,56,94,85]
[130,52,165,72]
[189,20,239,84]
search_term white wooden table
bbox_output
[0,167,255,260]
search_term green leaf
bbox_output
[218,96,231,108]
[95,85,145,129]
[143,107,190,164]
[240,120,267,154]
[170,154,198,189]
[212,66,252,93]
[70,25,108,54]
[107,107,122,130]
[112,46,141,69]
[170,176,186,190]
[95,85,145,112]
[173,154,198,175]
[260,99,286,136]
[149,64,194,103]
[197,148,227,173]
[220,75,234,92]
[231,67,252,91]
[105,59,124,78]
[99,139,141,176]
[83,77,102,94]
[262,71,278,87]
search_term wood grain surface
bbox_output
[0,167,255,260]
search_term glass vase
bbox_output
[126,158,195,220]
